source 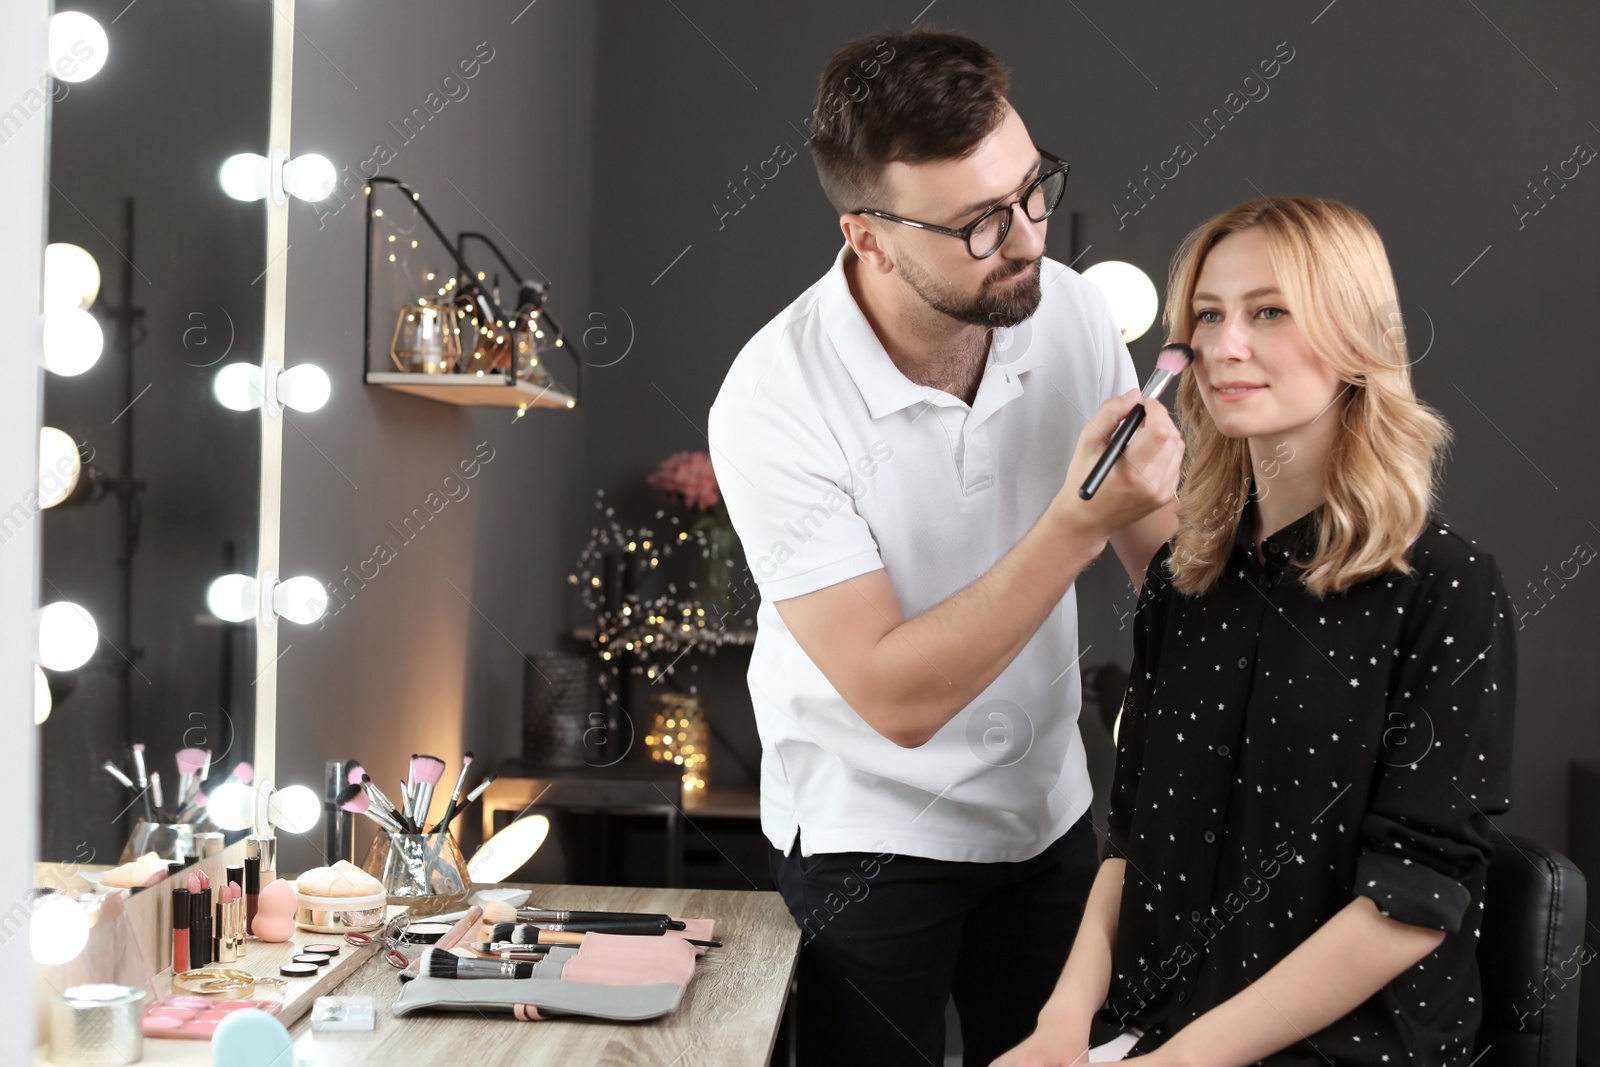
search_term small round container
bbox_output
[292,952,332,967]
[293,889,386,934]
[49,984,145,1064]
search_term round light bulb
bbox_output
[1082,260,1160,343]
[272,576,327,625]
[34,665,51,725]
[276,363,331,413]
[467,815,551,883]
[206,574,258,624]
[206,781,256,832]
[267,784,322,834]
[43,243,100,310]
[281,154,337,202]
[38,427,82,509]
[30,894,90,965]
[213,363,264,411]
[219,153,270,202]
[47,12,108,84]
[35,602,97,672]
[41,307,103,376]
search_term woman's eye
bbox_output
[1257,306,1287,320]
[1194,310,1221,324]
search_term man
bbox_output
[706,27,1182,1067]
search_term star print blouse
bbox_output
[1097,496,1516,1065]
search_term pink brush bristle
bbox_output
[412,755,446,786]
[1156,342,1194,374]
[340,790,371,813]
[346,762,366,786]
[176,748,207,775]
[233,762,253,785]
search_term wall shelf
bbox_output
[365,371,576,410]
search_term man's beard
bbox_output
[901,255,1043,328]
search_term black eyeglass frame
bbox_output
[851,150,1070,260]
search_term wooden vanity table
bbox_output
[35,869,800,1067]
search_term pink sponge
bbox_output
[252,879,297,942]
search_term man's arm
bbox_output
[774,390,1184,748]
[1109,499,1178,596]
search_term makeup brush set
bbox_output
[334,754,495,835]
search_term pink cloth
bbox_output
[560,918,716,987]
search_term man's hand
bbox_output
[989,1016,1093,1067]
[1051,388,1184,545]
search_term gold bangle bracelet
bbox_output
[170,968,287,997]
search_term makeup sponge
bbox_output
[295,860,383,898]
[252,878,297,942]
[211,1008,292,1067]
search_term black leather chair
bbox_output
[1475,834,1588,1067]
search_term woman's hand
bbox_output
[988,1015,1093,1067]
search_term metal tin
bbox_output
[48,984,145,1064]
[293,889,387,934]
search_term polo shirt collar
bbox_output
[820,242,1045,420]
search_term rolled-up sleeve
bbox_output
[1106,543,1175,856]
[1353,548,1516,932]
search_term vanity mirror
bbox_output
[37,0,275,870]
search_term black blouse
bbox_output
[1097,492,1516,1065]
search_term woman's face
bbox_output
[1188,227,1344,443]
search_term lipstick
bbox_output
[171,886,190,974]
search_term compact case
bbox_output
[293,888,387,934]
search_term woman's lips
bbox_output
[1213,384,1266,402]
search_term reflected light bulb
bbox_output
[35,602,97,671]
[43,244,100,310]
[219,153,270,202]
[281,154,337,202]
[207,781,256,832]
[34,665,51,725]
[30,894,90,965]
[276,364,331,413]
[206,574,258,624]
[38,427,82,509]
[1082,260,1160,343]
[41,307,103,376]
[467,815,551,883]
[267,785,321,834]
[47,12,108,83]
[213,363,265,411]
[272,576,327,625]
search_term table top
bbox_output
[293,882,797,1067]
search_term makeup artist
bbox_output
[707,28,1182,1067]
[995,198,1516,1066]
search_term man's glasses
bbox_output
[852,150,1070,260]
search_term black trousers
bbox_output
[768,810,1100,1067]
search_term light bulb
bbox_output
[1082,261,1159,343]
[30,894,89,965]
[35,602,97,672]
[38,427,82,509]
[34,665,51,725]
[219,153,270,202]
[206,574,258,624]
[41,307,103,376]
[213,363,265,411]
[43,243,100,310]
[272,576,327,625]
[275,363,331,413]
[267,784,321,834]
[206,781,256,832]
[281,154,337,202]
[467,815,551,883]
[47,12,108,83]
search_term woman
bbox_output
[995,197,1515,1066]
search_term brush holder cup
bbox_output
[359,831,471,918]
[117,820,197,864]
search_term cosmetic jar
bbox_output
[48,984,145,1064]
[293,889,387,934]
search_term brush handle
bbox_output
[1079,401,1148,500]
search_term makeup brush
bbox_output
[149,772,164,819]
[516,908,676,925]
[131,742,153,821]
[361,775,415,833]
[489,923,719,948]
[467,941,554,955]
[340,783,403,832]
[102,760,135,791]
[428,752,474,833]
[420,946,534,980]
[452,774,496,827]
[175,748,208,811]
[345,759,364,786]
[409,755,446,827]
[1080,342,1194,500]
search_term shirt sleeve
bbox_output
[1353,547,1517,933]
[1096,288,1141,402]
[1106,542,1174,856]
[707,384,884,604]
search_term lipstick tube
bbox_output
[171,887,190,974]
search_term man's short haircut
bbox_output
[807,27,1012,217]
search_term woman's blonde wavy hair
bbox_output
[1162,197,1452,599]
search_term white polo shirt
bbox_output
[707,242,1138,863]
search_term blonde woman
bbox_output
[995,197,1515,1066]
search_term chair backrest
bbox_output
[1475,834,1588,1067]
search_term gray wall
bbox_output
[277,0,597,873]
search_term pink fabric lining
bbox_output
[560,920,714,987]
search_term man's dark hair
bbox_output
[807,28,1012,217]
